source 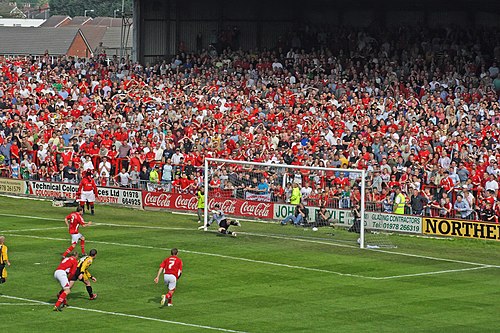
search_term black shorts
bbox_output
[70,269,83,281]
[219,219,229,230]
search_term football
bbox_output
[312,227,318,232]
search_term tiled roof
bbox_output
[39,15,70,27]
[0,26,81,55]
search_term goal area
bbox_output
[203,158,386,249]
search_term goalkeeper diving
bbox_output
[198,203,241,236]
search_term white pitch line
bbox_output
[239,231,500,269]
[0,303,46,306]
[0,213,60,221]
[0,193,49,201]
[2,212,499,270]
[0,226,66,233]
[0,295,247,333]
[366,247,500,269]
[3,232,372,279]
[94,222,197,232]
[6,232,495,280]
[371,266,492,280]
[171,211,278,224]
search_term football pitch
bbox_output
[0,196,499,333]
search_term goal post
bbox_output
[204,158,368,248]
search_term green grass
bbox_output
[0,196,499,332]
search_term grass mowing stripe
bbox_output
[4,232,374,279]
[3,212,499,269]
[0,295,248,333]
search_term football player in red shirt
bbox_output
[77,170,99,215]
[154,248,183,307]
[53,252,78,311]
[62,206,92,257]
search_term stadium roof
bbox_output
[0,26,89,56]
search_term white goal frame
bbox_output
[204,158,367,248]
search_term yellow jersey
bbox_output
[0,244,8,264]
[0,244,8,279]
[76,255,94,280]
[290,187,302,205]
[197,190,205,209]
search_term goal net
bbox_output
[203,158,394,249]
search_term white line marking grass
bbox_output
[4,232,371,279]
[172,211,278,224]
[0,302,46,306]
[0,213,59,221]
[0,226,66,233]
[2,212,499,272]
[0,295,247,333]
[371,266,492,280]
[4,232,496,280]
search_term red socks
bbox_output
[55,291,67,307]
[62,244,76,257]
[80,239,85,254]
[166,290,174,304]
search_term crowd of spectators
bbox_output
[0,25,500,222]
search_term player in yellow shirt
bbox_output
[0,236,10,283]
[69,249,98,300]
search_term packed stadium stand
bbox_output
[1,0,500,223]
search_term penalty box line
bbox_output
[0,295,248,333]
[1,212,499,271]
[5,231,495,280]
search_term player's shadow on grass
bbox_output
[147,296,165,308]
[215,233,237,238]
[148,296,160,303]
[49,291,85,303]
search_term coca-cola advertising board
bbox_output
[143,192,274,219]
[29,180,143,208]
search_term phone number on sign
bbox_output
[375,222,420,232]
[121,198,141,206]
[0,184,22,193]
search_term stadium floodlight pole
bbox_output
[360,169,366,249]
[203,158,209,227]
[119,0,125,60]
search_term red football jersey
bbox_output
[160,255,183,279]
[66,212,85,234]
[78,177,98,194]
[56,256,78,278]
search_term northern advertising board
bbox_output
[423,217,499,241]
